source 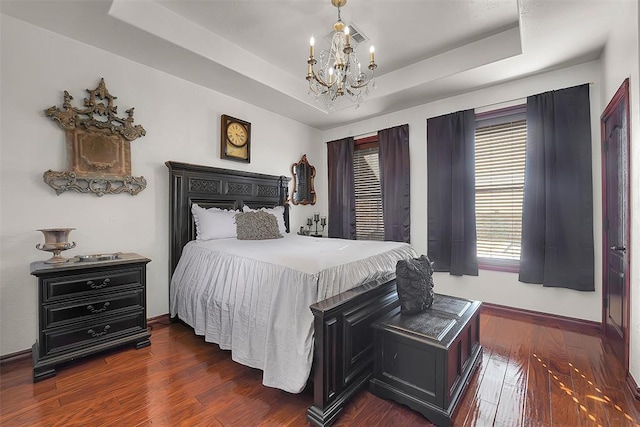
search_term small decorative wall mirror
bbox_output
[43,78,147,196]
[291,154,316,205]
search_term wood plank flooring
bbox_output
[1,311,639,426]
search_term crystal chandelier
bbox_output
[306,0,377,109]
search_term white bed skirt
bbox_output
[170,234,417,393]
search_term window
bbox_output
[354,136,384,240]
[475,106,526,270]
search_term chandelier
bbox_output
[306,0,377,109]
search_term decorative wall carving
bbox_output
[43,78,147,196]
[43,170,147,196]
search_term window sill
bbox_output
[478,258,520,273]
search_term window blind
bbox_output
[354,146,384,240]
[475,119,526,260]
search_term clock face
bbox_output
[220,115,250,163]
[226,122,248,147]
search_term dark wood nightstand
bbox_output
[30,253,151,382]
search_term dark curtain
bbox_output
[519,84,594,291]
[378,124,411,243]
[327,137,356,239]
[427,110,478,276]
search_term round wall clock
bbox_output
[220,114,251,163]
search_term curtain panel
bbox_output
[519,84,594,291]
[378,124,411,243]
[426,110,478,276]
[327,137,356,239]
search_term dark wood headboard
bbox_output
[166,161,290,279]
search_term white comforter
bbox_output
[170,234,417,393]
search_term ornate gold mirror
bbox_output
[291,154,316,205]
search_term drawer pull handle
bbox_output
[87,278,111,289]
[87,325,111,338]
[86,302,110,314]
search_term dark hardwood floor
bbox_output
[1,311,639,426]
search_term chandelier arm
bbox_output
[308,68,333,89]
[308,73,331,94]
[308,80,330,97]
[349,80,371,90]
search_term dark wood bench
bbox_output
[369,294,483,427]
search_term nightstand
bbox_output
[30,253,151,382]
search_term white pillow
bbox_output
[191,204,237,240]
[243,205,287,234]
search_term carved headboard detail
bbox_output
[165,161,290,279]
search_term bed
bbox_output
[166,161,416,426]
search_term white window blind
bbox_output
[354,146,384,240]
[475,119,526,260]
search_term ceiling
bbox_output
[0,0,622,130]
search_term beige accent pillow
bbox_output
[235,211,283,240]
[242,205,287,234]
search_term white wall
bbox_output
[0,14,324,356]
[321,61,604,323]
[600,0,640,390]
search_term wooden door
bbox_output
[601,78,631,370]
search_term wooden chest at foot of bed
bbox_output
[369,294,482,427]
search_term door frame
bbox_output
[600,78,631,372]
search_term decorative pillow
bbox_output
[395,255,435,315]
[235,211,283,240]
[191,204,237,240]
[242,205,287,234]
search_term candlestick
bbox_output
[307,213,326,237]
[369,45,375,64]
[310,36,315,58]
